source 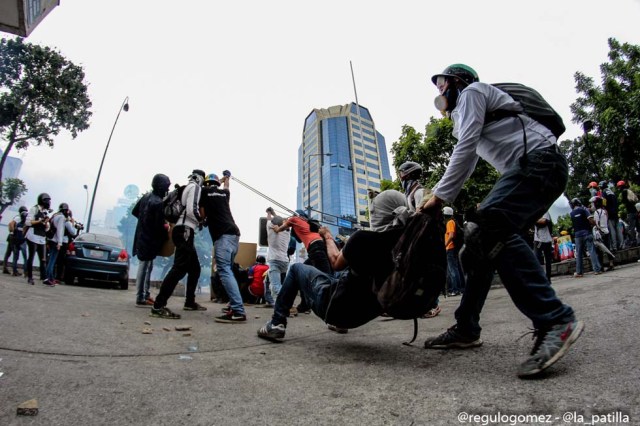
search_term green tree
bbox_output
[0,177,27,216]
[390,118,499,213]
[0,37,92,185]
[568,37,640,187]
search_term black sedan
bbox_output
[64,233,130,289]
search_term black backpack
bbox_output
[486,83,566,139]
[376,212,447,343]
[163,185,186,224]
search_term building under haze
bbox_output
[297,103,391,236]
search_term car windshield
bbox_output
[75,233,123,247]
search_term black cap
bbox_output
[192,169,206,178]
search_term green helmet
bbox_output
[431,64,479,87]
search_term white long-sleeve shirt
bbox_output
[433,82,557,203]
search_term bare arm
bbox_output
[319,227,347,271]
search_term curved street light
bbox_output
[82,184,89,225]
[86,96,129,233]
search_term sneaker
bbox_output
[149,307,181,319]
[517,319,584,378]
[295,304,311,314]
[257,321,286,342]
[146,297,155,304]
[184,302,207,311]
[573,273,584,278]
[422,305,442,319]
[593,271,602,275]
[12,271,22,277]
[136,300,153,308]
[3,268,10,274]
[28,278,34,285]
[424,325,483,349]
[43,279,55,287]
[328,324,348,334]
[214,311,247,324]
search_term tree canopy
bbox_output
[0,37,92,183]
[562,37,640,196]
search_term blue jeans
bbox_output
[267,259,289,299]
[45,243,59,281]
[136,259,154,303]
[455,146,575,337]
[214,234,245,315]
[574,233,601,275]
[12,241,27,274]
[271,263,333,327]
[446,249,464,294]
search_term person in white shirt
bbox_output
[533,211,554,281]
[265,207,290,301]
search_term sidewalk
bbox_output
[1,263,639,425]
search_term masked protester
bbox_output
[420,64,583,378]
[25,193,52,285]
[6,207,29,276]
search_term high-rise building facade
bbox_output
[297,103,391,236]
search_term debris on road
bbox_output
[17,399,38,416]
[142,328,153,334]
[163,327,171,332]
[175,325,192,331]
[144,321,151,326]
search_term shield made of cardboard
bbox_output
[159,223,175,257]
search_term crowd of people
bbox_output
[3,193,82,286]
[528,179,640,280]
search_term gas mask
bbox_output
[402,179,415,194]
[41,199,51,209]
[434,76,460,115]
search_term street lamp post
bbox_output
[86,96,129,233]
[82,184,89,225]
[306,152,332,218]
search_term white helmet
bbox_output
[442,206,454,216]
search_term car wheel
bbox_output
[64,273,75,285]
[119,279,129,290]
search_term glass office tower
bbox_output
[297,103,391,236]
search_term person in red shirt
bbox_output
[246,255,270,304]
[272,210,332,314]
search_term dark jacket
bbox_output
[132,174,170,261]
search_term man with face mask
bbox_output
[398,161,425,212]
[151,170,206,319]
[132,173,171,307]
[26,193,52,285]
[44,203,77,285]
[420,64,583,378]
[7,206,29,276]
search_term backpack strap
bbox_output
[485,109,528,167]
[402,318,419,346]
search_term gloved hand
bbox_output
[222,170,231,178]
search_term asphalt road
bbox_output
[1,263,639,426]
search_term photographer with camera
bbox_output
[25,193,53,285]
[44,203,78,286]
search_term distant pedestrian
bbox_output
[44,203,76,285]
[7,207,29,276]
[618,180,639,247]
[570,198,601,277]
[601,180,620,251]
[533,211,554,281]
[443,206,465,295]
[151,170,206,319]
[132,174,171,307]
[265,207,290,301]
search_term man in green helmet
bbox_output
[419,64,583,378]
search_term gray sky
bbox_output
[7,0,640,242]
